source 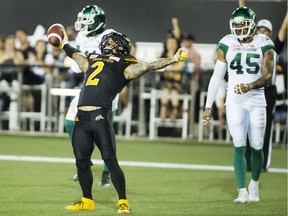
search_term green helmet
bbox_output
[229,7,256,40]
[75,5,106,35]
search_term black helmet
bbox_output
[99,32,131,55]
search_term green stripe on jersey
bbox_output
[261,44,274,55]
[218,43,229,59]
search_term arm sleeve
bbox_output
[205,60,227,108]
[63,44,79,58]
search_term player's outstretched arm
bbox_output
[124,47,188,80]
[203,49,227,126]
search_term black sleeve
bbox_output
[63,44,79,58]
[274,36,285,55]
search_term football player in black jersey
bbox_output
[53,29,187,213]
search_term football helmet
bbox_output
[75,5,106,35]
[229,7,256,40]
[99,32,131,56]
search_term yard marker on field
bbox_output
[0,155,287,173]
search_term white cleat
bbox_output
[248,180,260,202]
[234,188,249,204]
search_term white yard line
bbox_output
[0,155,287,173]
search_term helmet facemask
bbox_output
[230,18,256,40]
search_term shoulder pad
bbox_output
[254,34,274,50]
[219,34,237,45]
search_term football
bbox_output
[47,23,64,47]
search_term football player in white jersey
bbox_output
[65,5,119,186]
[239,0,288,173]
[202,7,274,204]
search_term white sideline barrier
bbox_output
[22,84,47,132]
[49,88,80,133]
[142,89,191,140]
[113,82,136,138]
[50,88,80,97]
[198,91,230,143]
[274,74,287,144]
[0,84,47,132]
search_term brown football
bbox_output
[47,23,64,47]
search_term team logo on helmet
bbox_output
[75,5,106,35]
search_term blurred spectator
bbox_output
[181,33,202,123]
[15,28,37,85]
[27,39,54,84]
[119,42,137,117]
[0,35,25,111]
[51,46,66,67]
[159,33,185,120]
[0,35,4,51]
[51,45,68,83]
[0,35,25,83]
[181,33,201,82]
[15,28,34,59]
[65,25,77,47]
[25,39,54,113]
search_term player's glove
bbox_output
[234,83,251,94]
[58,30,68,49]
[174,47,188,62]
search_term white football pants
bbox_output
[226,103,266,150]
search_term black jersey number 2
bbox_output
[86,62,104,86]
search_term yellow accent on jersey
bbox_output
[124,57,138,63]
[86,62,104,86]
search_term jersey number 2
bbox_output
[230,53,260,74]
[86,62,104,86]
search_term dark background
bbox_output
[0,0,286,43]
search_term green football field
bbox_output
[0,134,287,216]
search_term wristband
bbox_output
[173,53,179,62]
[63,44,79,58]
[247,84,251,91]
